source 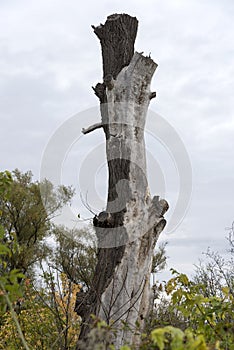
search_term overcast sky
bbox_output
[1,0,234,280]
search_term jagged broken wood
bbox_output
[77,13,168,349]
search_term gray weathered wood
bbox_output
[77,14,168,349]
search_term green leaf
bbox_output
[0,244,11,256]
[179,273,189,286]
[151,328,166,350]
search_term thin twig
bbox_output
[80,192,96,215]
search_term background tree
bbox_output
[0,274,81,350]
[0,170,25,305]
[51,225,97,290]
[0,169,74,275]
[0,170,84,349]
[193,226,234,298]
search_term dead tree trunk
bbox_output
[77,14,168,349]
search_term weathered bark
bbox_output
[76,14,168,349]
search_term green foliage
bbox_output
[165,269,234,349]
[0,169,80,349]
[0,170,12,199]
[151,326,208,350]
[0,171,25,311]
[0,171,29,349]
[0,169,74,275]
[0,230,25,314]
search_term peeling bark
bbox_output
[76,14,168,349]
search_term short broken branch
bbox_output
[149,91,156,100]
[92,83,106,102]
[82,122,103,135]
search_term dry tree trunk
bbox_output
[77,13,168,349]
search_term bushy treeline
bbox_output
[0,170,233,349]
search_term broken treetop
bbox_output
[92,14,138,79]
